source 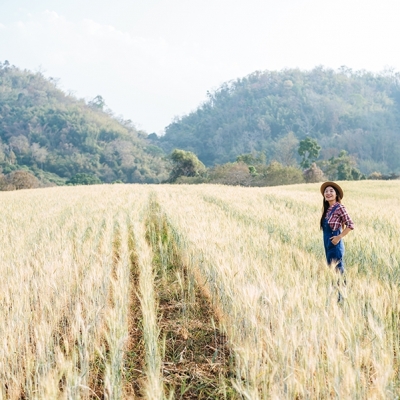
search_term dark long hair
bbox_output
[320,187,341,229]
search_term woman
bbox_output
[320,181,355,274]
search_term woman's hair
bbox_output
[320,187,341,229]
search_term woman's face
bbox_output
[324,186,337,203]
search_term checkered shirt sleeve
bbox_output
[327,203,355,231]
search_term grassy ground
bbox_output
[0,180,399,399]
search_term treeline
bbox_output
[0,61,168,186]
[167,143,399,187]
[157,66,400,175]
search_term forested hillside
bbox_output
[159,67,400,174]
[0,61,168,185]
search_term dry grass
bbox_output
[0,181,399,399]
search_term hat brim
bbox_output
[320,181,344,199]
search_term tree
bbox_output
[0,174,11,190]
[168,149,206,183]
[31,143,48,167]
[208,162,253,186]
[88,95,106,111]
[274,132,299,166]
[320,150,364,180]
[303,162,325,183]
[5,170,39,190]
[9,135,30,155]
[298,137,321,169]
[254,161,304,186]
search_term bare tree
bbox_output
[303,163,325,183]
[6,171,40,190]
[9,135,30,154]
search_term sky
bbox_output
[1,0,399,134]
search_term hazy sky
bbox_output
[1,0,399,134]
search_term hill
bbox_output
[1,181,399,397]
[0,61,168,185]
[158,67,400,174]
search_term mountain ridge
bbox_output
[158,66,400,174]
[0,61,169,185]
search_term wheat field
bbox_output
[0,181,399,399]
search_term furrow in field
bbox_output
[122,212,163,399]
[146,195,237,399]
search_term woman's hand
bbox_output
[330,235,341,245]
[330,226,353,245]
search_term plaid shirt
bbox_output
[326,202,355,231]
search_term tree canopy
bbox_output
[298,137,321,169]
[168,149,206,182]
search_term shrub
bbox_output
[254,161,304,186]
[1,170,40,190]
[369,172,400,180]
[208,162,253,186]
[303,163,325,183]
[368,171,383,180]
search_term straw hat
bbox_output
[320,181,344,199]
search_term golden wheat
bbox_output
[0,181,399,399]
[153,181,400,399]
